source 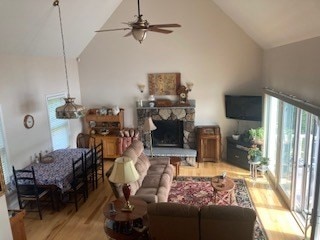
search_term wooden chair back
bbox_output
[76,133,95,148]
[12,166,52,220]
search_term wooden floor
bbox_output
[23,160,304,240]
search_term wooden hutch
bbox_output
[85,108,124,159]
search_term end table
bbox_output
[170,157,181,176]
[103,197,148,240]
[211,176,235,205]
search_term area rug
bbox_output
[168,176,268,240]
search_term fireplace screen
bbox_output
[152,120,183,147]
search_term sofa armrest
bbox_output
[150,157,170,166]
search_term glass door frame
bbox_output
[276,102,298,207]
[310,117,320,240]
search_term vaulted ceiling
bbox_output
[1,0,320,57]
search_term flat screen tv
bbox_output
[225,95,262,121]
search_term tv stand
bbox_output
[226,137,252,170]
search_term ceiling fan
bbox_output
[95,0,181,43]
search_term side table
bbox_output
[170,157,181,176]
[211,176,235,205]
[103,197,148,240]
[248,161,261,180]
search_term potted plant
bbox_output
[259,157,269,170]
[232,120,240,140]
[248,127,264,145]
[247,147,262,162]
[232,130,240,140]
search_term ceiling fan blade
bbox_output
[149,24,181,28]
[148,27,173,34]
[124,31,132,37]
[95,28,131,33]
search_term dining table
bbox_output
[22,148,91,193]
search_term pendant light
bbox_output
[54,0,85,119]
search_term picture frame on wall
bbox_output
[0,158,5,196]
[148,72,181,96]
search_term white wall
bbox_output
[0,55,83,170]
[263,36,320,107]
[0,54,83,234]
[78,0,263,141]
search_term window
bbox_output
[279,102,297,199]
[264,95,280,177]
[0,106,10,184]
[47,94,70,150]
[264,92,320,237]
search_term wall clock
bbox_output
[176,85,190,106]
[24,114,34,129]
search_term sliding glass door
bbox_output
[264,94,320,237]
[293,112,319,235]
[279,103,296,200]
[265,96,280,178]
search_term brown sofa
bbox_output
[147,202,257,240]
[106,140,174,203]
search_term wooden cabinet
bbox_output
[95,135,119,159]
[85,108,124,159]
[226,137,251,170]
[9,210,26,240]
[196,126,221,163]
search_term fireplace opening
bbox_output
[152,120,183,148]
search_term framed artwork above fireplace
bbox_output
[148,72,181,96]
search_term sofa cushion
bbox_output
[147,202,200,240]
[122,148,138,164]
[141,174,161,188]
[200,205,256,240]
[129,140,144,156]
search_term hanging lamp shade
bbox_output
[56,97,85,119]
[53,0,85,119]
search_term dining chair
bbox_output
[76,133,95,148]
[12,166,54,220]
[64,155,87,211]
[94,141,104,188]
[84,148,95,196]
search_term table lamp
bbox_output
[108,157,140,212]
[143,117,157,157]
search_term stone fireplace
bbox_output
[136,100,196,149]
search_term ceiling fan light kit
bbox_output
[96,0,181,43]
[53,0,85,119]
[132,29,147,43]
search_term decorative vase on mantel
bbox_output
[148,95,155,107]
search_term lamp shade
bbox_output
[56,97,86,119]
[143,117,157,132]
[109,157,139,184]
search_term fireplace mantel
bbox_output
[137,100,195,110]
[136,100,196,149]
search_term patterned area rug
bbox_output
[168,176,267,240]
